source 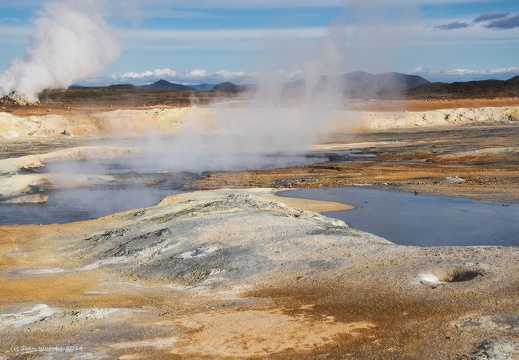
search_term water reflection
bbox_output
[278,186,519,247]
[0,187,180,225]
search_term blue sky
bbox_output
[0,0,518,85]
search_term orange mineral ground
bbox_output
[1,96,519,359]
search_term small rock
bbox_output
[442,176,465,184]
[0,91,39,106]
[2,194,49,204]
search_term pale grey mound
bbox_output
[74,192,392,287]
[470,340,519,360]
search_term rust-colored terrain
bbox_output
[192,122,519,203]
[1,89,519,359]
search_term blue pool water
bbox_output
[278,186,519,247]
[0,187,180,225]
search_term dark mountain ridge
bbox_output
[191,83,216,91]
[406,77,519,99]
[137,80,252,92]
[283,72,430,99]
[140,79,194,91]
[341,71,430,97]
[64,72,518,100]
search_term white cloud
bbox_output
[488,66,519,75]
[0,17,21,23]
[114,0,344,9]
[121,68,177,79]
[115,14,518,55]
[119,0,489,9]
[186,69,207,77]
[214,70,246,79]
[105,68,254,86]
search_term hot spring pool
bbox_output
[2,183,518,247]
[0,187,181,225]
[278,186,519,247]
[0,151,333,226]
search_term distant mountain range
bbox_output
[71,72,519,99]
[135,72,431,94]
[190,83,217,91]
[140,79,194,91]
[342,71,430,96]
[406,76,519,99]
[138,79,255,92]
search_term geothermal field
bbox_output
[0,91,519,359]
[0,1,519,358]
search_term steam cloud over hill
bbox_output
[0,0,120,102]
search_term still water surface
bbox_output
[0,153,326,226]
[278,186,519,247]
[2,185,518,247]
[0,187,180,225]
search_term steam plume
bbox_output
[144,20,349,173]
[0,0,120,102]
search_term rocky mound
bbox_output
[73,191,373,285]
[0,91,40,106]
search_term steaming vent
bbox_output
[0,92,40,106]
[415,267,484,286]
[0,0,120,103]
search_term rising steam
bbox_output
[100,17,349,175]
[152,18,348,171]
[0,0,120,102]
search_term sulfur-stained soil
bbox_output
[1,188,519,359]
[1,97,519,359]
[191,122,519,203]
[4,95,519,116]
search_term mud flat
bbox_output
[1,188,519,359]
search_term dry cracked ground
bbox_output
[1,101,519,359]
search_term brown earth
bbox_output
[190,122,519,203]
[4,95,519,116]
[1,97,519,359]
[349,97,519,112]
